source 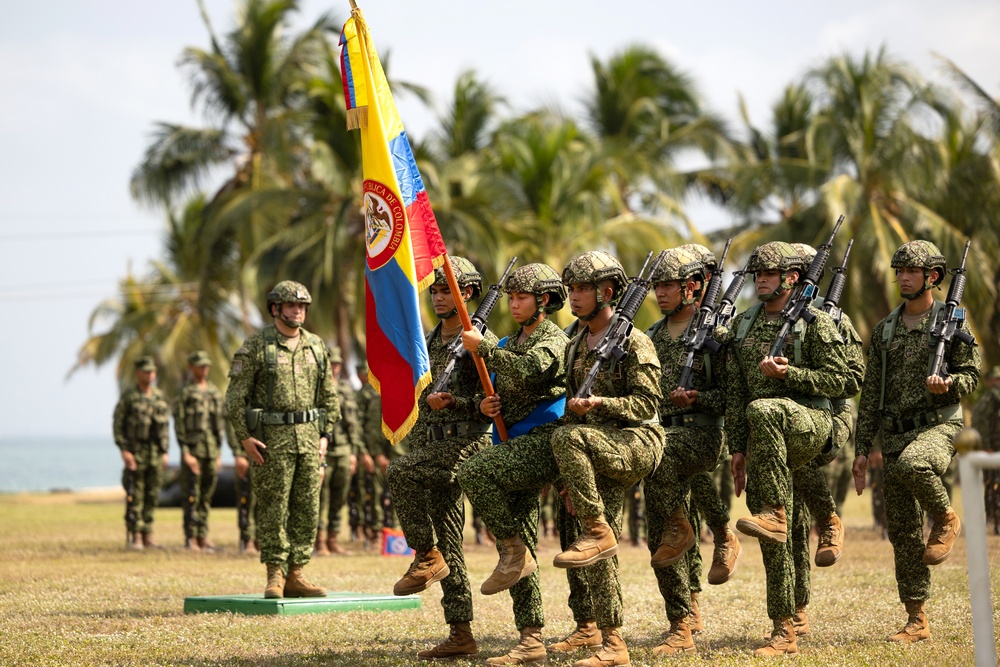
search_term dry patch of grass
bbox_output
[0,488,997,666]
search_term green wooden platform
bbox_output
[184,592,421,616]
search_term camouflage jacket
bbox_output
[562,326,663,427]
[646,316,727,419]
[856,303,980,456]
[972,385,1000,453]
[357,383,392,458]
[327,378,365,458]
[173,381,224,458]
[476,318,569,427]
[225,325,341,455]
[113,386,170,454]
[726,305,848,455]
[836,312,866,400]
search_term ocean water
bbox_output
[0,436,235,493]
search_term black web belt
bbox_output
[261,409,321,425]
[882,404,962,435]
[661,413,724,428]
[427,421,493,441]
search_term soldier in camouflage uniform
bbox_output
[174,351,225,552]
[387,257,494,661]
[457,263,570,665]
[972,366,1000,534]
[316,344,369,556]
[356,357,394,536]
[853,240,980,642]
[227,419,259,555]
[642,248,739,655]
[550,251,665,667]
[726,241,849,656]
[113,356,171,550]
[225,280,340,599]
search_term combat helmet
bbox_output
[891,240,946,298]
[433,256,483,300]
[747,241,804,301]
[651,248,705,315]
[790,243,818,267]
[267,280,312,328]
[504,263,567,323]
[327,344,343,365]
[679,243,718,273]
[561,251,629,320]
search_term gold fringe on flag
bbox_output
[346,106,368,130]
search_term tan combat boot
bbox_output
[923,509,961,565]
[185,537,201,552]
[284,564,326,597]
[482,536,537,595]
[707,524,742,584]
[394,546,451,595]
[653,617,695,655]
[553,515,617,569]
[815,514,844,567]
[548,621,602,653]
[327,531,349,555]
[417,622,478,660]
[887,600,930,643]
[264,563,284,599]
[755,617,798,656]
[129,533,144,551]
[650,506,695,569]
[688,592,704,634]
[736,505,787,544]
[486,626,546,665]
[314,528,330,556]
[241,539,260,556]
[573,627,628,667]
[196,536,216,553]
[141,532,162,549]
[792,605,810,636]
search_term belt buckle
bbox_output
[445,423,458,438]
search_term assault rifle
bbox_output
[929,240,974,378]
[768,215,845,357]
[124,468,137,549]
[236,468,251,552]
[430,256,517,394]
[678,238,732,390]
[821,239,853,325]
[715,259,751,329]
[575,251,667,399]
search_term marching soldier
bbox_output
[853,240,980,642]
[226,280,339,598]
[174,351,225,552]
[113,356,171,549]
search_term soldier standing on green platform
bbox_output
[316,344,369,556]
[853,240,980,642]
[971,366,1000,534]
[225,280,339,599]
[387,257,495,661]
[726,242,848,656]
[642,248,739,655]
[356,357,393,538]
[457,263,569,665]
[113,356,171,550]
[174,351,225,552]
[550,251,665,667]
[227,419,258,555]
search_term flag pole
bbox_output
[439,259,509,441]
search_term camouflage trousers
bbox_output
[251,449,321,566]
[645,426,725,622]
[387,433,490,624]
[458,424,561,630]
[350,466,386,533]
[685,460,733,592]
[122,446,164,534]
[790,460,837,608]
[319,453,352,536]
[236,464,257,543]
[556,482,594,624]
[883,422,960,602]
[551,423,664,628]
[826,408,855,515]
[744,399,830,620]
[180,455,219,539]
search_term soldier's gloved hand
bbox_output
[376,454,390,475]
[242,437,266,466]
[235,456,250,479]
[567,396,602,416]
[427,392,456,410]
[121,450,137,472]
[669,387,698,408]
[361,452,375,474]
[852,455,868,495]
[183,452,201,476]
[760,356,789,380]
[731,453,747,497]
[461,327,483,352]
[480,394,502,418]
[926,374,953,394]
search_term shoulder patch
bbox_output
[229,359,243,377]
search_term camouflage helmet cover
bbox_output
[891,240,946,285]
[747,242,804,274]
[327,344,343,364]
[134,355,156,372]
[651,247,705,284]
[789,243,817,266]
[561,251,628,290]
[433,256,483,300]
[679,243,718,272]
[187,350,211,367]
[504,263,567,313]
[267,280,312,307]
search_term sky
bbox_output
[1,0,998,439]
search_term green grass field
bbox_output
[0,487,997,666]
